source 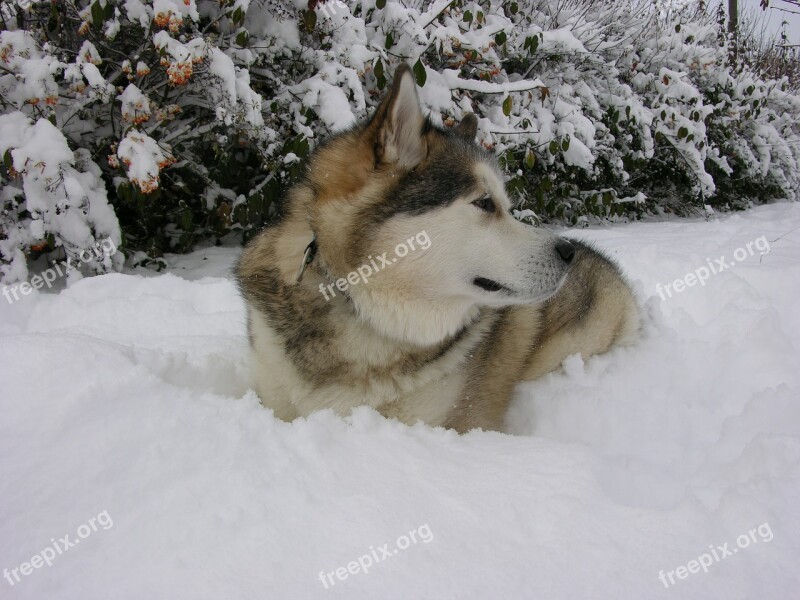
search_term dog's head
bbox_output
[304,65,574,345]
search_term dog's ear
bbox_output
[453,114,478,140]
[373,64,426,169]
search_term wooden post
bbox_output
[728,0,738,35]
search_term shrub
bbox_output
[1,0,798,283]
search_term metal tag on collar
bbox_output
[295,234,318,282]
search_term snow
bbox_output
[0,31,62,107]
[1,203,799,598]
[207,48,238,105]
[0,113,121,283]
[117,84,151,124]
[440,68,546,94]
[77,63,114,102]
[122,0,152,28]
[539,27,589,54]
[76,41,102,66]
[303,81,355,131]
[152,0,199,24]
[283,64,369,134]
[116,130,174,194]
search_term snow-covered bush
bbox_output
[1,0,798,282]
[0,111,122,281]
[1,0,275,280]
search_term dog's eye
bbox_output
[472,196,495,213]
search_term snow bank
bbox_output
[1,205,799,598]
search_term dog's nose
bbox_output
[555,240,575,264]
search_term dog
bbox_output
[235,64,640,433]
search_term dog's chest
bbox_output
[249,308,468,426]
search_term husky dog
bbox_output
[235,65,640,433]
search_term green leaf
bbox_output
[524,35,539,54]
[303,9,316,32]
[236,30,249,46]
[525,150,535,169]
[374,58,386,90]
[248,194,264,225]
[549,140,559,155]
[293,136,310,158]
[509,2,518,14]
[561,135,570,151]
[498,149,513,169]
[233,203,247,225]
[412,59,426,87]
[116,182,130,203]
[675,23,681,33]
[502,95,512,116]
[180,209,192,231]
[463,10,472,22]
[385,33,394,48]
[494,31,506,46]
[677,126,689,139]
[232,7,244,25]
[507,176,524,196]
[376,0,386,8]
[91,1,103,27]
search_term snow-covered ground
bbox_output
[1,203,799,599]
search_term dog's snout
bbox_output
[555,240,575,264]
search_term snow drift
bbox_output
[1,203,799,598]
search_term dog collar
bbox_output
[295,234,318,282]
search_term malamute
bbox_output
[235,65,640,433]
